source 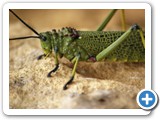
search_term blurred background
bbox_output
[9,9,145,37]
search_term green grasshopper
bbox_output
[9,9,145,90]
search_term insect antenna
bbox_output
[9,36,40,40]
[9,9,40,40]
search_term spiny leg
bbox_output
[96,24,144,61]
[63,54,80,90]
[47,48,59,77]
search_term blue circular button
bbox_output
[137,89,158,110]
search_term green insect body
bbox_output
[40,28,145,62]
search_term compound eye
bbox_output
[41,35,47,41]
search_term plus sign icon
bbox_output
[137,89,158,110]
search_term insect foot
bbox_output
[47,64,59,77]
[63,76,74,90]
[37,54,46,60]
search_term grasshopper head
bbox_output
[39,32,53,55]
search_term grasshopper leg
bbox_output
[97,9,127,31]
[63,76,74,90]
[131,24,145,48]
[97,9,117,31]
[96,24,144,61]
[47,64,59,77]
[47,47,59,77]
[121,9,126,31]
[138,27,145,48]
[37,54,46,60]
[37,52,51,60]
[63,54,80,90]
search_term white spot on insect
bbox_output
[65,43,69,46]
[78,36,82,39]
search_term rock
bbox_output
[59,90,140,109]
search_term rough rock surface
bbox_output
[9,10,145,109]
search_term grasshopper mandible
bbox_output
[9,9,145,90]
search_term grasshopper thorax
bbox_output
[39,27,80,57]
